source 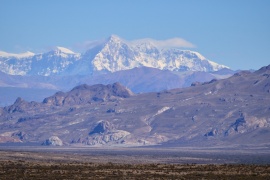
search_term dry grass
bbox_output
[0,150,269,179]
[0,159,270,179]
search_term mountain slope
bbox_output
[83,67,184,93]
[0,64,269,147]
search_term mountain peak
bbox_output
[106,34,123,43]
[54,46,76,54]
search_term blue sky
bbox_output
[0,0,269,70]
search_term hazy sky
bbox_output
[0,0,269,70]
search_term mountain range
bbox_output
[0,64,269,147]
[0,35,235,106]
[0,35,228,76]
[0,67,235,106]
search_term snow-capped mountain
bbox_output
[0,47,80,76]
[27,47,81,76]
[0,35,229,76]
[87,35,228,73]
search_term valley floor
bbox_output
[0,147,269,179]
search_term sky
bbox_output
[0,0,269,70]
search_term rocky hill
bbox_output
[0,65,269,147]
[42,82,133,106]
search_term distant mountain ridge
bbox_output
[0,66,235,106]
[0,35,228,76]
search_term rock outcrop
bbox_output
[43,82,133,106]
[42,136,63,146]
[73,121,130,146]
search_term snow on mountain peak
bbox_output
[190,51,206,60]
[47,46,81,59]
[0,51,35,58]
[184,50,229,70]
[105,35,125,45]
[108,34,121,40]
[55,46,76,54]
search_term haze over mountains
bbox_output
[0,65,269,147]
[0,35,235,106]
